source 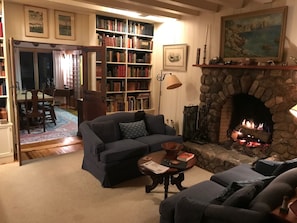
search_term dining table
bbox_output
[16,91,54,103]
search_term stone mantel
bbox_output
[193,64,297,71]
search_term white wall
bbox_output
[152,0,297,134]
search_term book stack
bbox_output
[177,152,195,162]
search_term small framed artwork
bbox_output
[24,6,49,38]
[220,6,288,62]
[55,10,75,40]
[163,44,188,71]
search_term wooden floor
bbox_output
[21,136,83,161]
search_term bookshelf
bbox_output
[96,15,153,113]
[0,1,13,164]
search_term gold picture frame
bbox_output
[55,10,75,40]
[220,6,288,62]
[24,6,49,38]
[163,44,188,71]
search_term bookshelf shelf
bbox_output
[96,15,154,113]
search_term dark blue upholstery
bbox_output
[79,111,183,187]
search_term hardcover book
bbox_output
[177,152,195,162]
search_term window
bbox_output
[19,50,53,90]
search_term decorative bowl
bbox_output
[162,142,184,159]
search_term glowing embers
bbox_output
[230,118,271,158]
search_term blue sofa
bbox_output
[78,111,183,187]
[159,159,297,223]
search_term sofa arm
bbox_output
[174,197,267,223]
[79,121,105,156]
[165,124,176,135]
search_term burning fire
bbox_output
[241,119,263,130]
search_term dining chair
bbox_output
[42,87,57,125]
[23,89,46,134]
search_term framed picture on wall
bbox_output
[55,10,75,40]
[220,6,288,62]
[24,6,49,38]
[163,44,188,71]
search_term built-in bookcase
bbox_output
[0,1,13,164]
[96,15,153,113]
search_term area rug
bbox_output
[20,107,78,145]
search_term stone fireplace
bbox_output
[198,65,297,160]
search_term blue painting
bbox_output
[221,7,287,61]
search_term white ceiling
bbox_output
[6,0,274,21]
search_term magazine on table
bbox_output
[141,160,169,174]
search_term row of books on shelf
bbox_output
[127,67,150,77]
[96,17,126,32]
[107,50,126,62]
[127,37,153,50]
[106,94,125,112]
[128,22,154,36]
[107,65,126,77]
[98,34,125,48]
[0,81,6,95]
[127,93,150,111]
[127,81,149,91]
[128,52,151,63]
[0,61,5,76]
[107,80,125,92]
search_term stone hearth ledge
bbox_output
[183,141,258,173]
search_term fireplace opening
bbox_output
[224,94,274,157]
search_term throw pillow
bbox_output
[213,176,273,204]
[222,181,264,208]
[254,159,284,176]
[119,120,148,139]
[145,114,166,134]
[91,120,117,143]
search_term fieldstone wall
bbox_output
[199,66,297,160]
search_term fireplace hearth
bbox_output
[197,65,297,160]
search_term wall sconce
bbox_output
[290,104,297,118]
[156,71,182,114]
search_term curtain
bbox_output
[52,50,82,99]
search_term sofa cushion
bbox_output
[160,180,226,223]
[210,164,265,187]
[100,139,149,163]
[91,120,118,143]
[119,120,148,139]
[271,158,297,176]
[222,181,264,208]
[136,134,183,152]
[254,159,284,176]
[145,114,166,134]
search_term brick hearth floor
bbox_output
[183,141,258,173]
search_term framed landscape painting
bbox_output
[163,44,188,71]
[220,6,288,62]
[24,6,48,38]
[55,10,75,40]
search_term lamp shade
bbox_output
[290,104,297,118]
[166,74,182,89]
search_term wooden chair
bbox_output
[23,89,46,134]
[42,87,57,125]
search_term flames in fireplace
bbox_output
[226,94,273,157]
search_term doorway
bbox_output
[11,41,81,163]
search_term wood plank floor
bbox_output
[21,136,83,161]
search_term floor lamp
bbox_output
[156,71,182,114]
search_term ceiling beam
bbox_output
[79,0,183,19]
[210,0,245,9]
[169,0,220,12]
[130,0,200,16]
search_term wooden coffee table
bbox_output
[138,150,196,199]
